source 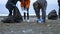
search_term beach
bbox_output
[0,16,60,34]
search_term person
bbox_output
[33,0,47,23]
[58,0,60,18]
[6,0,21,16]
[20,0,30,22]
[2,0,23,23]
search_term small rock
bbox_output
[10,31,14,33]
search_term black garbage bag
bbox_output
[1,16,23,23]
[48,9,58,20]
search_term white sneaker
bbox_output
[37,18,45,24]
[39,19,45,24]
[23,20,26,22]
[26,20,30,22]
[37,19,41,23]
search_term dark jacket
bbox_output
[7,0,21,4]
[58,0,60,6]
[21,0,30,9]
[58,0,60,3]
[37,0,47,7]
[6,0,21,9]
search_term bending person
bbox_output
[33,0,47,23]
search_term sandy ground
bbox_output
[0,16,60,34]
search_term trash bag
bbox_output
[1,16,23,23]
[48,9,58,20]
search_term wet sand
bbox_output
[0,16,60,34]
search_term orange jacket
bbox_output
[21,0,30,9]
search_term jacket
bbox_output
[21,0,30,9]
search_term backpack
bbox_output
[48,9,58,20]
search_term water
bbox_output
[0,0,58,16]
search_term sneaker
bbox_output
[37,18,45,24]
[37,19,41,23]
[26,19,30,22]
[23,19,26,22]
[40,19,45,23]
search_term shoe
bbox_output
[37,18,45,24]
[23,19,26,22]
[37,18,41,23]
[40,19,45,23]
[26,19,29,22]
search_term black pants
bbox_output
[58,2,60,18]
[6,3,16,16]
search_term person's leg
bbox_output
[6,4,13,16]
[58,2,60,18]
[8,9,12,16]
[26,8,29,22]
[41,1,47,23]
[41,3,47,23]
[42,8,46,23]
[59,8,60,18]
[25,0,30,22]
[24,12,26,20]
